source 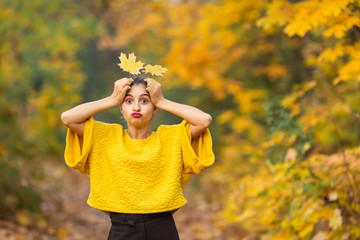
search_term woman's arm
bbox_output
[60,78,133,136]
[145,78,212,138]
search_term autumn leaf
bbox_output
[320,44,345,62]
[323,24,347,38]
[117,52,144,75]
[143,64,167,76]
[284,19,312,37]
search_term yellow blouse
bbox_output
[64,117,214,214]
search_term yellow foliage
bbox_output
[305,56,318,66]
[323,12,360,38]
[216,110,236,125]
[57,229,68,237]
[256,0,291,33]
[118,52,144,75]
[260,0,358,38]
[281,80,317,117]
[284,18,312,37]
[320,44,345,62]
[334,58,360,84]
[104,1,360,239]
[221,150,360,238]
[143,64,167,76]
[16,211,32,227]
[323,24,347,39]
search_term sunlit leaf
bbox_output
[143,64,167,76]
[117,52,144,75]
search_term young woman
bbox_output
[61,76,215,240]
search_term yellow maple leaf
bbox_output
[284,19,311,37]
[143,64,167,76]
[323,24,347,39]
[320,44,345,62]
[117,52,144,75]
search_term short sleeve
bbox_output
[64,117,95,174]
[179,120,215,188]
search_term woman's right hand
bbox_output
[110,78,133,104]
[61,78,133,136]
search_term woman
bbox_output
[61,76,215,239]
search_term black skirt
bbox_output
[107,211,180,240]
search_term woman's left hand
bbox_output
[145,78,212,138]
[144,78,165,107]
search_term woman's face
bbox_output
[120,84,156,128]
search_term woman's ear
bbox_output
[153,106,157,114]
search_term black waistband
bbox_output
[110,211,170,227]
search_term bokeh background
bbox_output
[1,0,360,239]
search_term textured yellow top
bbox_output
[64,117,214,214]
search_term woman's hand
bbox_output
[61,78,133,136]
[110,78,133,105]
[144,78,165,107]
[144,78,212,138]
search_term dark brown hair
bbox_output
[131,76,147,87]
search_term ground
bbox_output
[0,160,245,240]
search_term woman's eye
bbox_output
[141,99,148,103]
[125,99,132,104]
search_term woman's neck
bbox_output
[126,125,152,139]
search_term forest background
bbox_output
[1,0,360,239]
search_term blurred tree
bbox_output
[0,0,102,218]
[100,0,360,239]
[2,0,359,238]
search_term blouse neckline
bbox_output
[125,129,155,141]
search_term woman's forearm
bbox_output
[156,99,212,137]
[143,78,212,137]
[61,96,117,126]
[61,78,133,127]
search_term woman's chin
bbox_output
[127,118,150,127]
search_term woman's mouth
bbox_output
[131,113,142,118]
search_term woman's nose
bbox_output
[133,101,141,111]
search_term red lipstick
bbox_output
[131,113,142,118]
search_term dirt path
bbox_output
[0,161,242,240]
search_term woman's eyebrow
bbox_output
[125,93,150,98]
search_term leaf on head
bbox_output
[118,52,144,75]
[144,64,168,76]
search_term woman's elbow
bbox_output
[60,111,71,127]
[203,114,212,128]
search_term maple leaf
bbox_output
[118,52,144,75]
[143,64,168,76]
[284,19,311,37]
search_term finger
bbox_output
[145,78,152,84]
[120,79,132,88]
[121,77,130,83]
